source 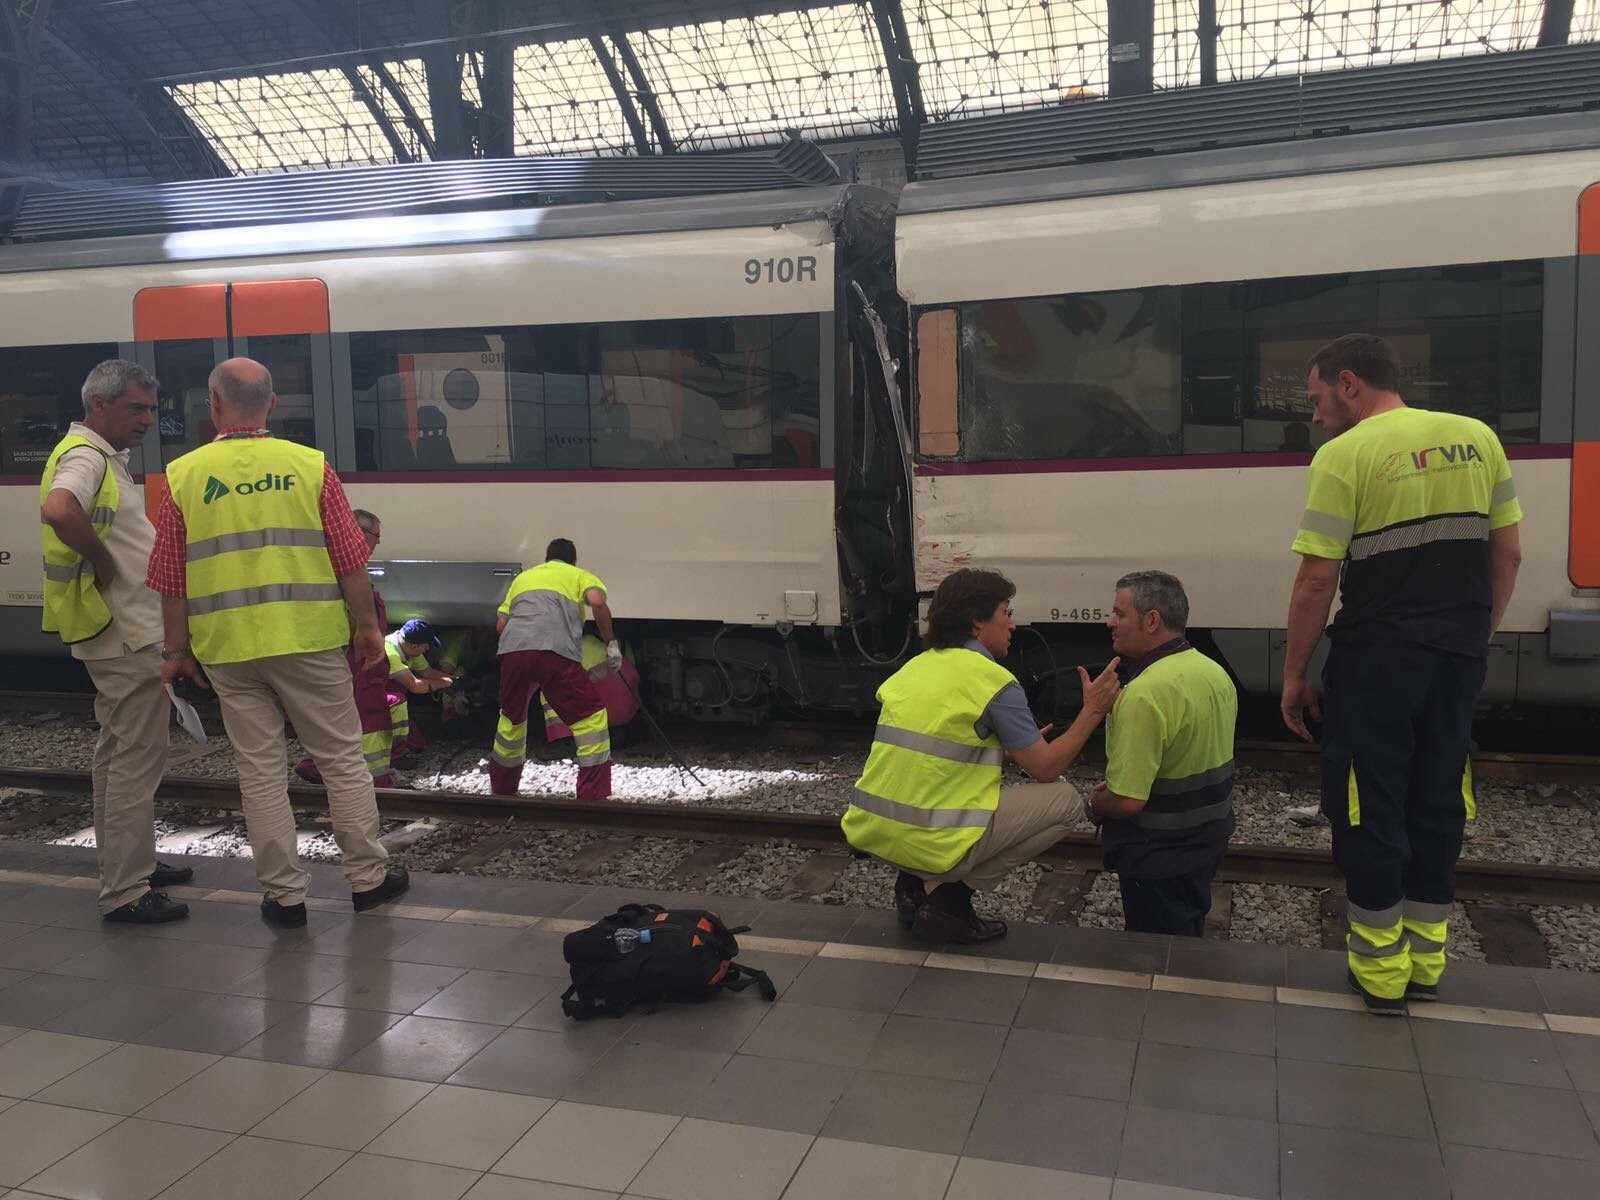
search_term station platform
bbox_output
[2,840,1598,1200]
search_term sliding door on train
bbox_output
[1574,185,1600,590]
[132,279,335,519]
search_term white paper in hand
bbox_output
[165,684,207,744]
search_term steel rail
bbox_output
[3,767,1597,908]
[2,692,1598,785]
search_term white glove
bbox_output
[606,640,623,672]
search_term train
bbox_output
[2,110,1597,718]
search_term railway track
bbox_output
[3,766,1597,912]
[4,689,1600,786]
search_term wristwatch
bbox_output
[161,645,191,662]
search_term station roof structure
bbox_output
[1,0,1597,187]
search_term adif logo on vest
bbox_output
[201,474,297,504]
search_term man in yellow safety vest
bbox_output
[842,568,1121,944]
[40,359,192,924]
[149,357,407,928]
[491,538,619,799]
[1283,334,1522,1015]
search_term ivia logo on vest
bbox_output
[202,474,298,504]
[1376,444,1483,483]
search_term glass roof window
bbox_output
[1574,0,1600,41]
[513,37,637,156]
[904,0,1109,119]
[1216,0,1543,80]
[1155,0,1202,89]
[354,59,433,161]
[627,6,896,150]
[170,68,414,174]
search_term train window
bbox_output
[348,315,822,471]
[244,334,319,450]
[937,260,1545,463]
[1227,262,1543,449]
[959,289,1183,461]
[152,340,219,461]
[155,337,322,462]
[0,342,120,475]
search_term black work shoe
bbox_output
[261,896,308,928]
[1348,970,1408,1017]
[911,901,1007,945]
[352,866,410,912]
[1405,980,1439,1003]
[103,891,189,924]
[148,861,193,887]
[894,871,927,927]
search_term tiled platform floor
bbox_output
[1,840,1598,1199]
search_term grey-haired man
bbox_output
[39,360,192,923]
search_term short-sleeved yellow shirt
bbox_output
[1292,407,1520,653]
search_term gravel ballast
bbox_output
[4,712,1597,969]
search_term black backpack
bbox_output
[560,903,777,1020]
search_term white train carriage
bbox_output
[898,114,1600,706]
[0,161,911,719]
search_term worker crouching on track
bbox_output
[491,537,621,799]
[385,619,454,772]
[842,568,1122,944]
[1282,334,1522,1016]
[39,360,192,924]
[1088,571,1238,937]
[151,357,408,928]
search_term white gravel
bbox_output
[710,841,816,899]
[6,713,1595,868]
[1228,883,1322,949]
[1078,872,1126,932]
[1532,903,1600,972]
[5,711,1598,969]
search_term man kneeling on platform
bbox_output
[842,568,1121,944]
[1087,571,1238,937]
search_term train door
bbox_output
[133,279,335,519]
[1573,185,1600,588]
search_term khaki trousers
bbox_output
[83,644,168,914]
[207,648,389,903]
[921,779,1085,891]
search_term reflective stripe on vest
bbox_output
[187,528,328,561]
[1136,758,1235,831]
[166,438,349,665]
[38,435,117,645]
[841,648,1015,876]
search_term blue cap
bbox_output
[400,618,440,647]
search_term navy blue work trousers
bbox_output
[1119,859,1220,937]
[1318,642,1486,913]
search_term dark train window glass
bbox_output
[246,334,319,449]
[157,337,321,463]
[958,290,1183,462]
[942,260,1545,463]
[0,342,119,475]
[153,339,219,463]
[348,315,821,471]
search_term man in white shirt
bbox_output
[40,360,191,923]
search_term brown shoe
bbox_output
[894,871,927,927]
[910,902,1007,945]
